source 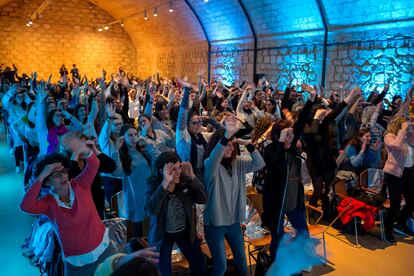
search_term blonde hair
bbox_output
[386,115,409,136]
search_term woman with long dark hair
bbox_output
[119,124,160,238]
[35,82,82,155]
[203,115,265,276]
[145,152,207,275]
[261,84,316,264]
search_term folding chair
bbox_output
[305,204,327,264]
[326,179,360,247]
[359,168,386,241]
[245,193,271,275]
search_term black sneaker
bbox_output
[384,231,397,245]
[394,224,414,237]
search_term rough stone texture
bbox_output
[257,46,324,89]
[210,42,254,85]
[0,0,413,86]
[137,43,208,81]
[0,0,136,81]
[326,40,414,100]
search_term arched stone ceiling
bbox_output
[1,0,413,48]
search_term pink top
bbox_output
[384,129,414,177]
[20,153,105,257]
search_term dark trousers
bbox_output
[14,145,24,167]
[309,170,335,211]
[269,206,309,262]
[23,144,39,186]
[384,168,414,232]
[159,234,205,276]
[101,176,123,204]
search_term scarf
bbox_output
[47,125,68,154]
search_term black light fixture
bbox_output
[169,1,174,12]
[120,20,124,26]
[144,10,148,20]
[153,7,158,17]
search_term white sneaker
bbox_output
[16,167,21,174]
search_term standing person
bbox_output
[62,131,116,219]
[203,115,265,276]
[145,152,207,276]
[176,81,208,180]
[20,141,118,276]
[304,87,361,215]
[98,103,124,204]
[2,84,27,173]
[261,84,316,264]
[119,124,160,238]
[383,114,414,244]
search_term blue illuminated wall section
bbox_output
[210,42,254,86]
[256,46,324,90]
[326,40,414,101]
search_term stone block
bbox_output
[397,47,409,56]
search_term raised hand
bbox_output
[162,163,176,192]
[224,114,240,138]
[300,83,317,101]
[35,82,48,100]
[105,103,116,117]
[38,163,64,183]
[180,162,195,180]
[233,138,251,146]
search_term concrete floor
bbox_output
[0,132,413,276]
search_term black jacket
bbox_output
[262,98,315,233]
[303,101,348,176]
[144,175,207,248]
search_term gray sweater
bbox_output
[204,139,265,226]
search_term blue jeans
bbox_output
[204,223,247,276]
[270,207,309,262]
[159,234,205,276]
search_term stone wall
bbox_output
[0,0,136,81]
[326,40,414,100]
[210,41,254,85]
[210,38,414,100]
[136,42,208,82]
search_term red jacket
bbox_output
[21,154,104,257]
[337,197,377,230]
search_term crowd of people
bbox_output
[0,63,414,275]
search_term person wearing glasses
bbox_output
[20,139,118,276]
[176,80,209,180]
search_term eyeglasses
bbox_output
[190,120,202,125]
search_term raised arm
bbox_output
[71,151,100,189]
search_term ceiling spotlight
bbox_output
[169,1,174,12]
[97,27,102,32]
[154,7,158,17]
[144,10,148,20]
[104,25,109,30]
[204,0,208,2]
[26,22,30,27]
[120,20,124,27]
[28,19,33,25]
